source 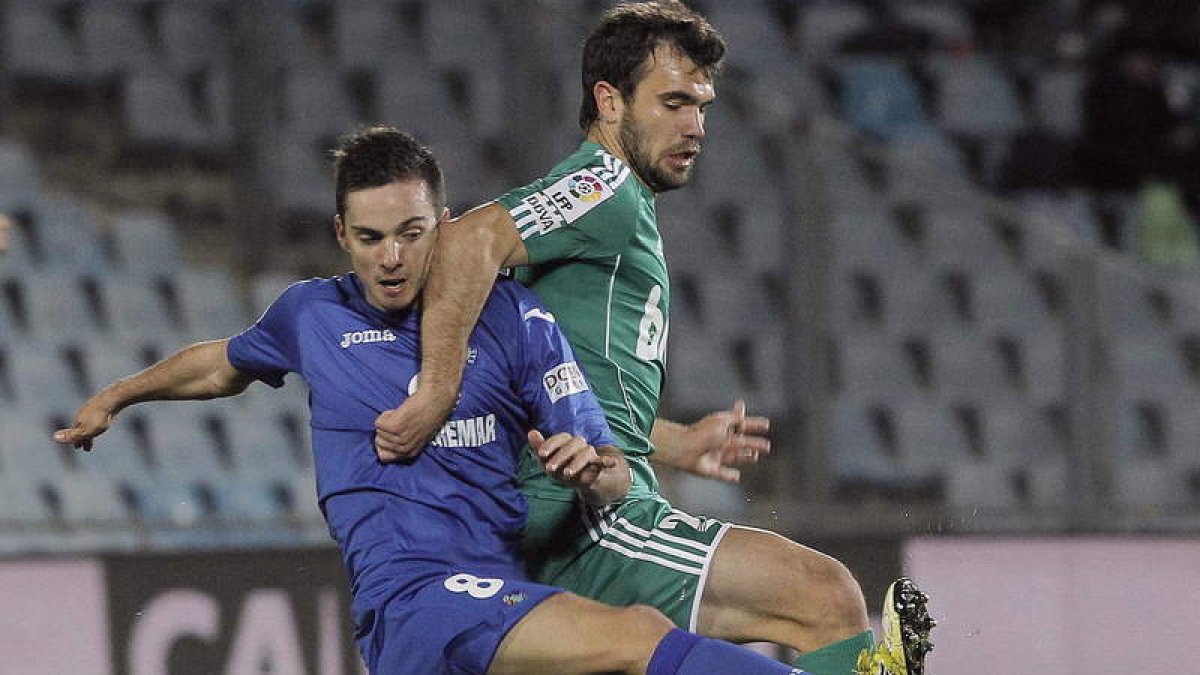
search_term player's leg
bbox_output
[696,525,875,674]
[489,592,807,675]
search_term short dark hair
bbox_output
[578,1,726,131]
[332,126,446,217]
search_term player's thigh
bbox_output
[489,593,672,675]
[537,500,730,630]
[697,525,866,643]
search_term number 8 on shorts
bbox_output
[443,573,505,599]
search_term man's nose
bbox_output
[382,239,402,268]
[684,109,705,138]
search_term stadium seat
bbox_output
[120,68,214,152]
[53,472,135,529]
[96,275,182,343]
[928,332,1018,400]
[834,333,925,398]
[219,408,310,479]
[829,206,921,272]
[172,268,249,339]
[4,2,86,84]
[796,2,873,61]
[705,3,792,72]
[837,57,931,140]
[283,467,325,526]
[108,209,185,276]
[1095,262,1173,337]
[883,129,975,204]
[829,397,943,499]
[3,341,85,411]
[333,1,414,71]
[946,459,1021,511]
[877,266,958,337]
[0,409,76,480]
[277,140,333,215]
[977,401,1063,465]
[70,417,155,483]
[206,477,289,523]
[28,195,110,274]
[376,67,473,148]
[1031,66,1085,140]
[0,472,55,528]
[78,0,155,78]
[657,191,729,276]
[422,0,500,71]
[140,408,229,481]
[921,205,1021,274]
[129,478,207,528]
[893,2,973,47]
[930,54,1027,140]
[280,64,362,141]
[893,398,975,470]
[157,1,231,72]
[664,332,741,415]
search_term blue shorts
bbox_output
[355,570,562,675]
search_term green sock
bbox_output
[792,630,874,675]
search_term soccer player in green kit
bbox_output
[374,3,933,674]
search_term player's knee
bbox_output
[786,550,868,634]
[623,603,676,632]
[812,556,869,631]
[603,605,675,672]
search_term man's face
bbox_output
[335,179,443,313]
[617,45,715,193]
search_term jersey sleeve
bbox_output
[509,288,617,448]
[496,155,642,263]
[226,282,305,388]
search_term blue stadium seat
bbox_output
[219,408,309,479]
[140,407,229,482]
[837,58,931,139]
[830,397,942,497]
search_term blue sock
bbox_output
[648,628,809,675]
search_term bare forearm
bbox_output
[419,204,526,400]
[648,417,689,467]
[93,340,250,414]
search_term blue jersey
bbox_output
[227,274,614,673]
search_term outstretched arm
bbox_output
[53,339,253,450]
[374,203,528,462]
[648,400,771,483]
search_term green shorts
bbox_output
[521,493,731,630]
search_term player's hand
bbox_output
[528,430,617,489]
[673,399,771,483]
[374,388,456,463]
[52,398,116,451]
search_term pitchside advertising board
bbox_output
[0,547,364,675]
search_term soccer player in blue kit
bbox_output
[53,127,807,675]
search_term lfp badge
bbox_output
[568,173,606,203]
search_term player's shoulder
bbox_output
[551,142,634,193]
[485,277,556,325]
[270,275,340,305]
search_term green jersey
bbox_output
[497,142,667,499]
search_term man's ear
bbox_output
[334,215,349,252]
[593,80,624,125]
